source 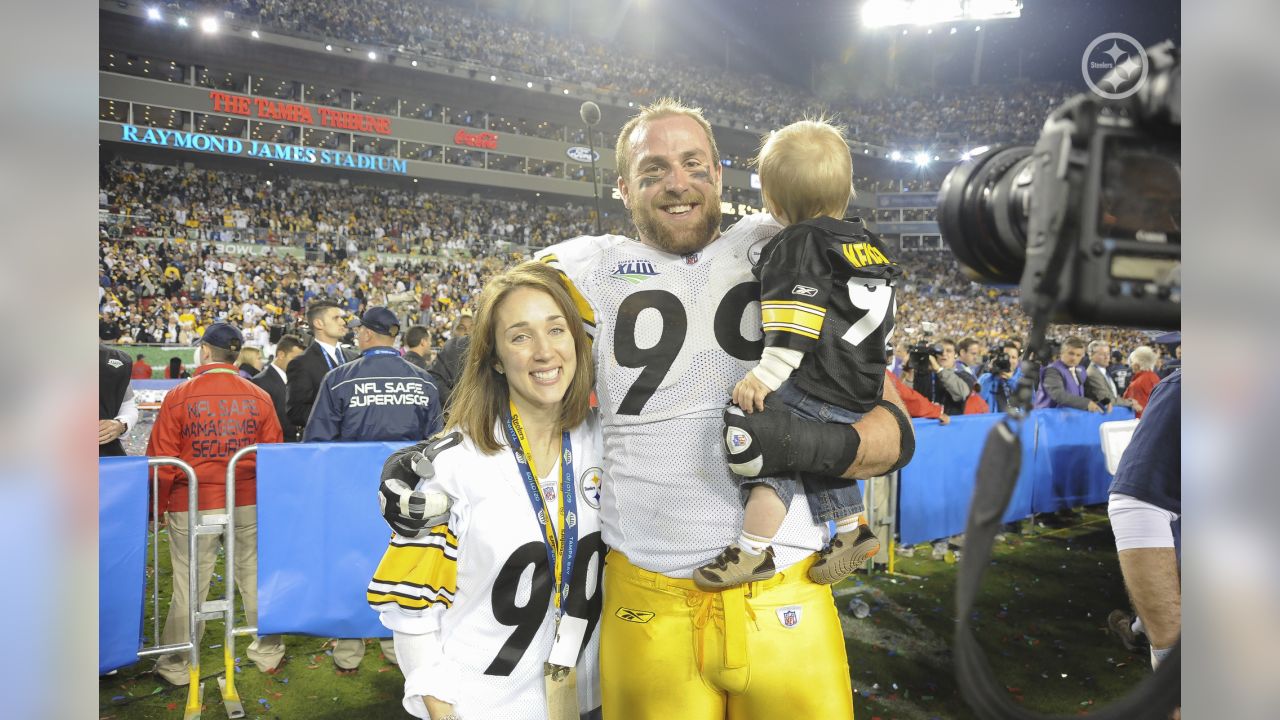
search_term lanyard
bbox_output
[504,401,577,613]
[321,345,338,370]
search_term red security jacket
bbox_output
[146,363,283,515]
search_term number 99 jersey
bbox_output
[367,415,605,719]
[536,214,826,576]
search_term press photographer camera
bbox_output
[937,41,1180,720]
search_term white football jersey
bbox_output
[367,413,605,719]
[537,214,825,576]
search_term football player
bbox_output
[533,99,913,719]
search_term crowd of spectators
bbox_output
[161,0,1070,147]
[98,160,1155,359]
[100,160,627,252]
[892,252,1152,353]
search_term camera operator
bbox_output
[1033,336,1103,413]
[888,347,949,424]
[927,338,976,416]
[977,342,1023,413]
[1085,340,1142,414]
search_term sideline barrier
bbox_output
[104,410,1132,649]
[256,442,407,638]
[899,414,1036,546]
[99,456,150,674]
[1030,408,1134,513]
[897,408,1133,545]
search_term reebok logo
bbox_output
[615,607,655,624]
[610,259,660,284]
[792,284,818,297]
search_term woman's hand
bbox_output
[424,695,458,720]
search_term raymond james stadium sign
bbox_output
[117,124,408,175]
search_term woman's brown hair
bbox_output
[445,260,595,453]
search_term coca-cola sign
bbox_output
[453,129,499,149]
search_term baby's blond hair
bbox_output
[754,118,853,225]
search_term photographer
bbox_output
[927,338,976,416]
[977,341,1023,413]
[1033,336,1103,413]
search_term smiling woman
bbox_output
[367,260,604,720]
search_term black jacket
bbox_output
[99,345,133,456]
[428,335,470,411]
[251,364,297,442]
[285,341,354,432]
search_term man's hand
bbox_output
[1086,400,1104,413]
[732,373,772,414]
[938,412,951,425]
[841,379,914,478]
[928,355,942,373]
[99,419,127,445]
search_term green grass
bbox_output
[104,344,197,380]
[100,512,1146,719]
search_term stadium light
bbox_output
[325,44,333,51]
[367,50,377,60]
[411,59,419,67]
[251,30,260,39]
[975,25,982,30]
[176,17,189,28]
[950,27,957,34]
[200,17,218,34]
[914,152,930,166]
[146,7,161,21]
[563,89,570,94]
[890,150,903,161]
[861,0,1019,29]
[490,74,497,81]
[526,81,534,88]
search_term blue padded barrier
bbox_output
[256,442,408,638]
[99,456,150,673]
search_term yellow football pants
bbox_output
[600,550,854,720]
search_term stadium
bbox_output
[96,0,1181,718]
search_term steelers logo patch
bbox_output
[579,467,603,509]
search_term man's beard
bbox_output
[630,194,722,255]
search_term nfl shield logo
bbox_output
[777,605,802,628]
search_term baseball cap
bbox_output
[197,322,244,352]
[348,306,400,336]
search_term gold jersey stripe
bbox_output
[373,531,459,592]
[539,255,597,328]
[761,323,821,340]
[761,299,825,313]
[761,306,825,333]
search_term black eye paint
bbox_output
[637,175,661,189]
[689,168,712,184]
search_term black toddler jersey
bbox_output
[755,216,902,412]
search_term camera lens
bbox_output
[936,146,1035,285]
